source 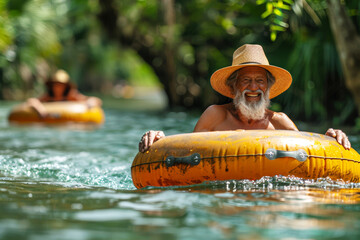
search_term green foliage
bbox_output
[6,0,31,14]
[0,0,65,99]
[256,0,293,41]
[0,1,13,53]
[170,0,268,106]
[0,0,158,99]
[355,117,360,132]
[266,0,360,125]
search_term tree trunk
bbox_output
[326,0,360,115]
[161,0,178,107]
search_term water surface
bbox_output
[1,101,360,240]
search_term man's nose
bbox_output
[248,80,258,91]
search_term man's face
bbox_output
[50,82,67,97]
[233,66,270,120]
[235,66,268,102]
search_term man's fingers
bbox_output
[139,135,146,152]
[332,129,351,150]
[325,128,336,137]
[155,131,165,141]
[139,130,165,153]
[336,130,351,150]
[325,128,352,150]
[344,137,351,150]
[336,133,343,146]
[147,131,157,150]
[139,132,149,153]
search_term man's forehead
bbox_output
[237,66,267,76]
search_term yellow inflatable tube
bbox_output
[131,130,360,188]
[8,101,104,125]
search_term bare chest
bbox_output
[212,110,275,131]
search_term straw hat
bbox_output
[210,44,292,99]
[49,69,70,84]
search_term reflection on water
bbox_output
[0,101,360,240]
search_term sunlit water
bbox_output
[1,101,360,240]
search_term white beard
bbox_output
[233,89,270,120]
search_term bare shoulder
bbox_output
[200,104,229,122]
[270,111,289,121]
[193,104,230,132]
[205,104,229,115]
[268,110,298,130]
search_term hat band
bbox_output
[239,61,262,65]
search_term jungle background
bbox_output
[1,0,359,129]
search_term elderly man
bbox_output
[139,44,351,152]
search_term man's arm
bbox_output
[26,98,48,118]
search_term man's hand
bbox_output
[325,128,351,150]
[26,98,48,119]
[139,130,165,153]
[86,97,102,108]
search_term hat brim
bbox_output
[46,80,69,85]
[210,64,292,99]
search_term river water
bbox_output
[1,100,360,240]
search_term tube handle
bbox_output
[165,153,201,167]
[265,148,308,162]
